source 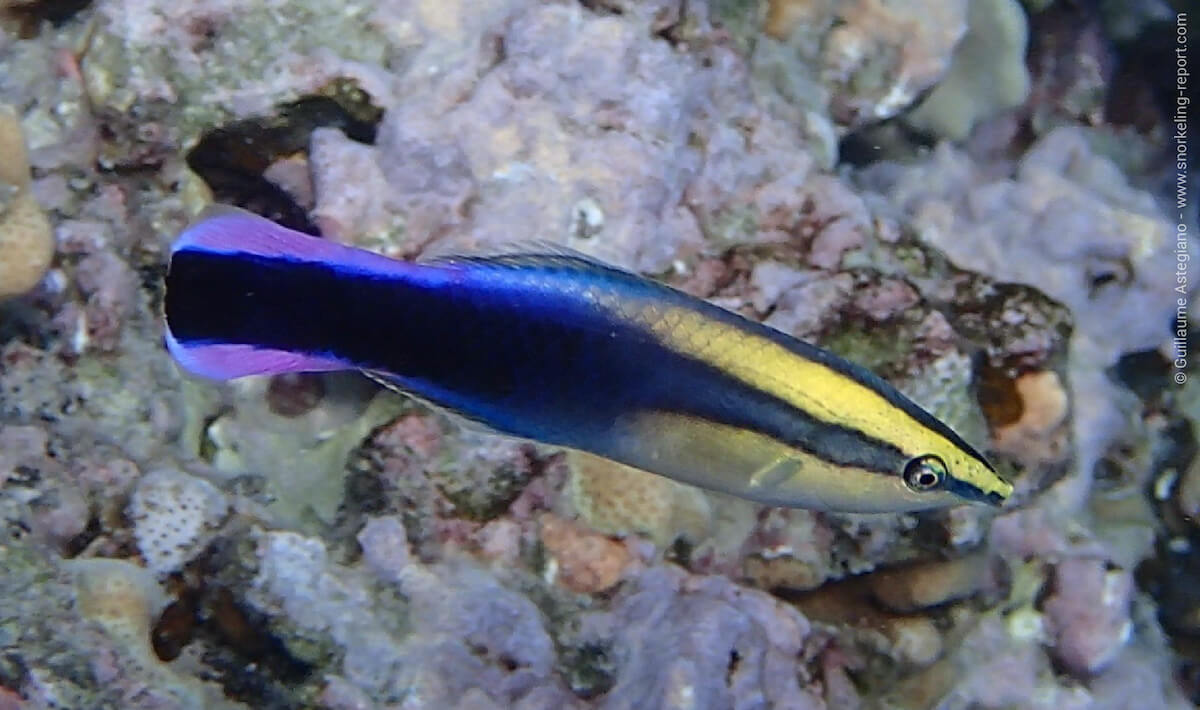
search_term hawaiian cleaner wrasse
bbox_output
[164,206,1013,513]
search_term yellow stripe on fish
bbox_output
[620,301,1012,507]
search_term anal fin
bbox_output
[361,370,509,437]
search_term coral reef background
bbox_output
[0,0,1194,708]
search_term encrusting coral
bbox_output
[128,468,229,576]
[565,450,711,547]
[903,0,1032,140]
[539,513,632,594]
[0,103,53,299]
[761,0,971,131]
[70,558,243,710]
[863,125,1176,495]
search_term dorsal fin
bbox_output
[172,204,419,278]
[421,239,631,272]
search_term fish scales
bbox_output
[164,206,1013,513]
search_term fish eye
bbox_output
[903,455,946,493]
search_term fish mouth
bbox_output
[944,476,1011,508]
[978,489,1009,507]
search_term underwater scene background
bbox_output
[0,0,1195,708]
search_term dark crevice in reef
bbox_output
[840,0,1187,170]
[0,299,53,350]
[577,0,624,16]
[1,0,93,38]
[151,539,315,709]
[1103,7,1191,137]
[1119,335,1200,706]
[185,78,384,235]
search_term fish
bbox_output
[164,206,1013,513]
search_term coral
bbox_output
[787,572,951,670]
[538,514,632,595]
[308,126,402,248]
[1022,3,1115,135]
[365,1,716,272]
[346,408,553,560]
[427,431,537,522]
[200,374,403,527]
[851,278,919,322]
[355,515,410,581]
[761,0,970,130]
[37,209,145,359]
[863,125,1176,490]
[990,370,1071,464]
[0,0,1187,706]
[566,451,711,547]
[71,558,169,649]
[0,104,31,188]
[0,423,49,483]
[881,612,1047,709]
[2,248,183,463]
[0,424,139,556]
[740,508,834,592]
[71,249,139,352]
[582,564,823,709]
[0,103,53,299]
[264,372,325,418]
[0,0,92,38]
[79,0,395,146]
[252,523,581,708]
[866,552,993,614]
[69,558,244,709]
[476,518,524,565]
[1176,454,1200,521]
[904,0,1032,140]
[760,271,855,339]
[970,469,1192,707]
[1042,557,1133,676]
[881,565,1188,710]
[28,483,89,547]
[764,0,814,39]
[744,554,826,593]
[184,80,384,234]
[128,468,228,576]
[0,541,123,708]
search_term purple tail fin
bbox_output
[172,205,413,276]
[165,206,426,380]
[164,334,351,380]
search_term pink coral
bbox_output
[475,519,525,565]
[309,128,398,246]
[852,278,920,322]
[1042,558,1133,676]
[357,515,411,584]
[74,250,138,351]
[539,513,632,594]
[585,565,823,709]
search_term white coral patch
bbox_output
[128,469,228,576]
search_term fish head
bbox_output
[897,444,1013,509]
[810,435,1013,514]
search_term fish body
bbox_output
[165,207,1013,513]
